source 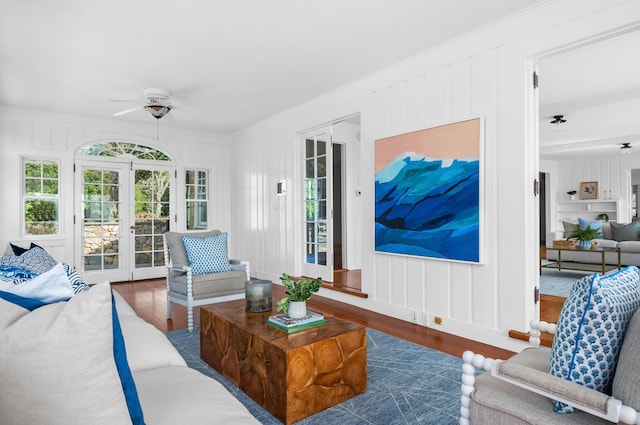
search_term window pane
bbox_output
[305,158,315,178]
[84,169,102,183]
[317,140,326,155]
[317,155,326,177]
[42,161,58,178]
[25,178,40,195]
[25,161,41,178]
[305,179,316,200]
[317,178,326,200]
[105,185,119,202]
[43,179,58,195]
[306,201,317,221]
[318,201,327,220]
[103,171,119,184]
[305,138,314,158]
[185,170,195,184]
[84,202,102,219]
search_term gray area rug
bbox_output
[166,328,463,424]
[539,269,587,298]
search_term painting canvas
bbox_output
[374,118,483,263]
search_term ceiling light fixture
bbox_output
[550,114,566,131]
[621,142,633,154]
[145,104,171,119]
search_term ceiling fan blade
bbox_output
[113,105,143,116]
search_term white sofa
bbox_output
[0,276,259,425]
[113,290,260,425]
[547,221,640,266]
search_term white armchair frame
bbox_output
[163,232,250,332]
[460,320,640,425]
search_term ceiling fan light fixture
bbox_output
[145,104,171,119]
[550,114,567,131]
[620,142,633,154]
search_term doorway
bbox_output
[300,115,362,288]
[74,142,175,283]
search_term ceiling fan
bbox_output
[111,88,173,120]
[620,142,633,154]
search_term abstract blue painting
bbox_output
[374,118,483,263]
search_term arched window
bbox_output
[76,141,171,161]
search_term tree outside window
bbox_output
[24,159,60,236]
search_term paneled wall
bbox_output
[231,0,639,350]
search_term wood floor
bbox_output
[112,278,515,360]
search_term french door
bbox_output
[302,129,333,282]
[75,159,175,283]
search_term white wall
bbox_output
[544,153,640,229]
[0,105,236,265]
[230,0,640,350]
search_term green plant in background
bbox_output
[276,274,322,313]
[597,213,609,222]
[25,200,57,222]
[567,190,577,196]
[567,225,600,241]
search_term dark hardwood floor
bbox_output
[112,278,515,360]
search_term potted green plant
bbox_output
[596,213,609,222]
[567,225,600,249]
[567,190,577,201]
[276,274,322,318]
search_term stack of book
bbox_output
[266,310,327,334]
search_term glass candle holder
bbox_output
[245,280,272,312]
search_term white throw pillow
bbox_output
[0,262,74,303]
[0,282,135,425]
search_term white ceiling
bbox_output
[538,29,640,160]
[1,0,544,134]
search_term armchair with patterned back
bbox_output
[163,230,249,332]
[460,266,640,424]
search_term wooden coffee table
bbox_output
[200,300,367,424]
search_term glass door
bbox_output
[302,130,333,282]
[131,166,173,280]
[76,162,130,283]
[75,160,174,283]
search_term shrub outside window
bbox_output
[24,159,60,236]
[185,170,208,230]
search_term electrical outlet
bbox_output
[434,316,443,325]
[411,311,418,322]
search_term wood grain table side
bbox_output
[200,300,367,425]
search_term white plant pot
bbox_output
[287,301,307,319]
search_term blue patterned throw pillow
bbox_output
[549,266,640,413]
[61,263,90,294]
[182,233,232,275]
[0,246,57,274]
[0,265,39,284]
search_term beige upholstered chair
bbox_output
[460,315,640,425]
[163,230,249,332]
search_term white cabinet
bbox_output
[555,199,622,228]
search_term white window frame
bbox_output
[185,168,209,230]
[22,157,62,238]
